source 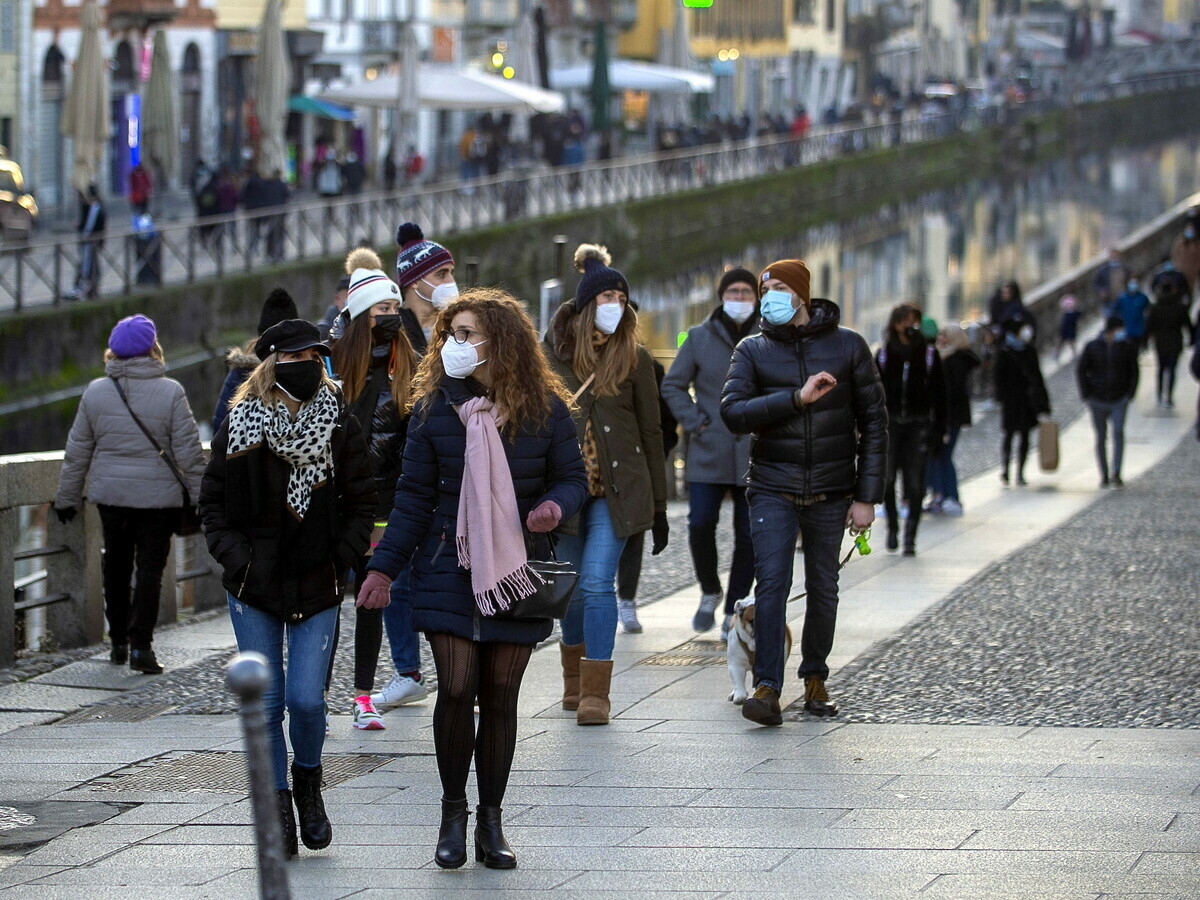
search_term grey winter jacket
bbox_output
[56,357,206,510]
[661,308,759,485]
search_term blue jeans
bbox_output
[687,483,755,612]
[558,497,626,660]
[746,490,852,692]
[925,425,962,502]
[1088,398,1129,480]
[228,596,337,791]
[383,568,420,672]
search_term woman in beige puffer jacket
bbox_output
[54,315,205,674]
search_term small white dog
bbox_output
[727,596,793,704]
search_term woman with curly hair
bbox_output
[545,244,668,726]
[328,248,428,729]
[358,288,586,870]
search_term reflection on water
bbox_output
[635,133,1200,351]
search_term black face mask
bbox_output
[372,314,402,345]
[905,326,921,340]
[275,360,324,402]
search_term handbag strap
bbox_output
[571,372,595,404]
[109,377,192,502]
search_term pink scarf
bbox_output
[455,397,539,615]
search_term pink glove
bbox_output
[356,570,393,609]
[525,500,563,533]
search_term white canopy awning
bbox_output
[550,59,714,95]
[320,65,566,113]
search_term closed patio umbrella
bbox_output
[509,11,539,144]
[141,30,178,189]
[255,0,291,177]
[60,1,110,194]
[395,23,420,155]
[590,20,612,134]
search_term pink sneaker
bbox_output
[352,695,386,730]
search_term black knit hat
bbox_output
[573,243,629,307]
[717,267,757,301]
[257,288,299,336]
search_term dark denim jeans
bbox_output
[925,425,962,503]
[746,490,852,692]
[687,483,755,612]
[1088,397,1129,480]
[884,421,929,535]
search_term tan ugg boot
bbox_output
[559,642,585,711]
[576,658,614,726]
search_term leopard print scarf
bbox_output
[226,386,340,520]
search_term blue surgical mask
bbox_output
[1126,280,1138,292]
[760,290,798,326]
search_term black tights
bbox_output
[1001,428,1030,479]
[427,634,532,807]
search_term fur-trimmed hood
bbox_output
[224,346,259,372]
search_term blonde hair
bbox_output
[939,323,970,354]
[104,340,165,364]
[230,352,338,408]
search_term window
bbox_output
[0,1,16,54]
[793,0,815,23]
[825,0,836,32]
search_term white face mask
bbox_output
[723,300,756,324]
[594,302,625,335]
[441,337,487,379]
[1018,325,1035,344]
[419,279,459,310]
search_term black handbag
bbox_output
[110,377,202,536]
[490,532,579,621]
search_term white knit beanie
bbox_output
[345,267,402,320]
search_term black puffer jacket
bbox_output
[875,333,947,436]
[720,298,888,503]
[368,377,588,645]
[1077,335,1139,403]
[199,395,377,622]
[347,354,409,520]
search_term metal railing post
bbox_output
[227,653,291,900]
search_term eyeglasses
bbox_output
[441,327,482,345]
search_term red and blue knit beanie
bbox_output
[394,222,454,289]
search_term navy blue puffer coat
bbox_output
[368,376,588,645]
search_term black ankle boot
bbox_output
[435,798,469,869]
[291,763,332,850]
[474,805,516,869]
[129,648,163,674]
[276,788,298,859]
[110,644,128,665]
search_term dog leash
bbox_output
[786,528,872,605]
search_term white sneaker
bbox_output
[371,672,429,710]
[941,499,964,516]
[352,695,386,730]
[692,591,722,632]
[618,599,643,634]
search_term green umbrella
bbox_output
[590,20,611,133]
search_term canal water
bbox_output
[6,128,1200,455]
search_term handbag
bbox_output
[110,377,203,536]
[1038,419,1060,472]
[490,532,579,621]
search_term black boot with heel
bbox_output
[276,788,298,859]
[435,798,469,869]
[475,805,517,869]
[291,763,332,850]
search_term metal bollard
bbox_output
[226,652,292,900]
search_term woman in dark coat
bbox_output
[994,318,1050,485]
[200,319,376,859]
[359,289,586,871]
[925,323,980,515]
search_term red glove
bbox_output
[525,500,563,533]
[356,570,393,609]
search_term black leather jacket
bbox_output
[720,298,888,503]
[347,355,409,519]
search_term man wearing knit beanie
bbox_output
[720,258,887,726]
[394,222,456,350]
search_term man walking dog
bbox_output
[721,259,887,726]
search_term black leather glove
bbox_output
[54,506,77,525]
[651,511,669,556]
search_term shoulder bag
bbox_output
[490,532,579,621]
[110,377,203,536]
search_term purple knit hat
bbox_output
[394,222,454,289]
[108,315,157,358]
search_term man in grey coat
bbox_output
[662,267,761,638]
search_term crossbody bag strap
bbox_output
[109,376,191,501]
[571,372,595,404]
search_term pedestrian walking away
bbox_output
[212,288,298,434]
[358,289,586,870]
[661,266,761,639]
[546,244,668,726]
[1057,294,1081,361]
[720,259,886,726]
[329,248,428,731]
[925,323,980,517]
[66,185,106,300]
[1146,264,1195,408]
[393,222,458,351]
[200,319,377,859]
[55,315,206,674]
[994,318,1051,485]
[1077,315,1140,488]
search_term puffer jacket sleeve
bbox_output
[369,407,439,580]
[167,383,207,502]
[633,348,667,512]
[333,414,378,573]
[199,420,251,580]
[661,331,705,432]
[55,388,97,509]
[848,332,888,504]
[721,340,798,434]
[532,397,587,523]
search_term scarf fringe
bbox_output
[471,563,542,616]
